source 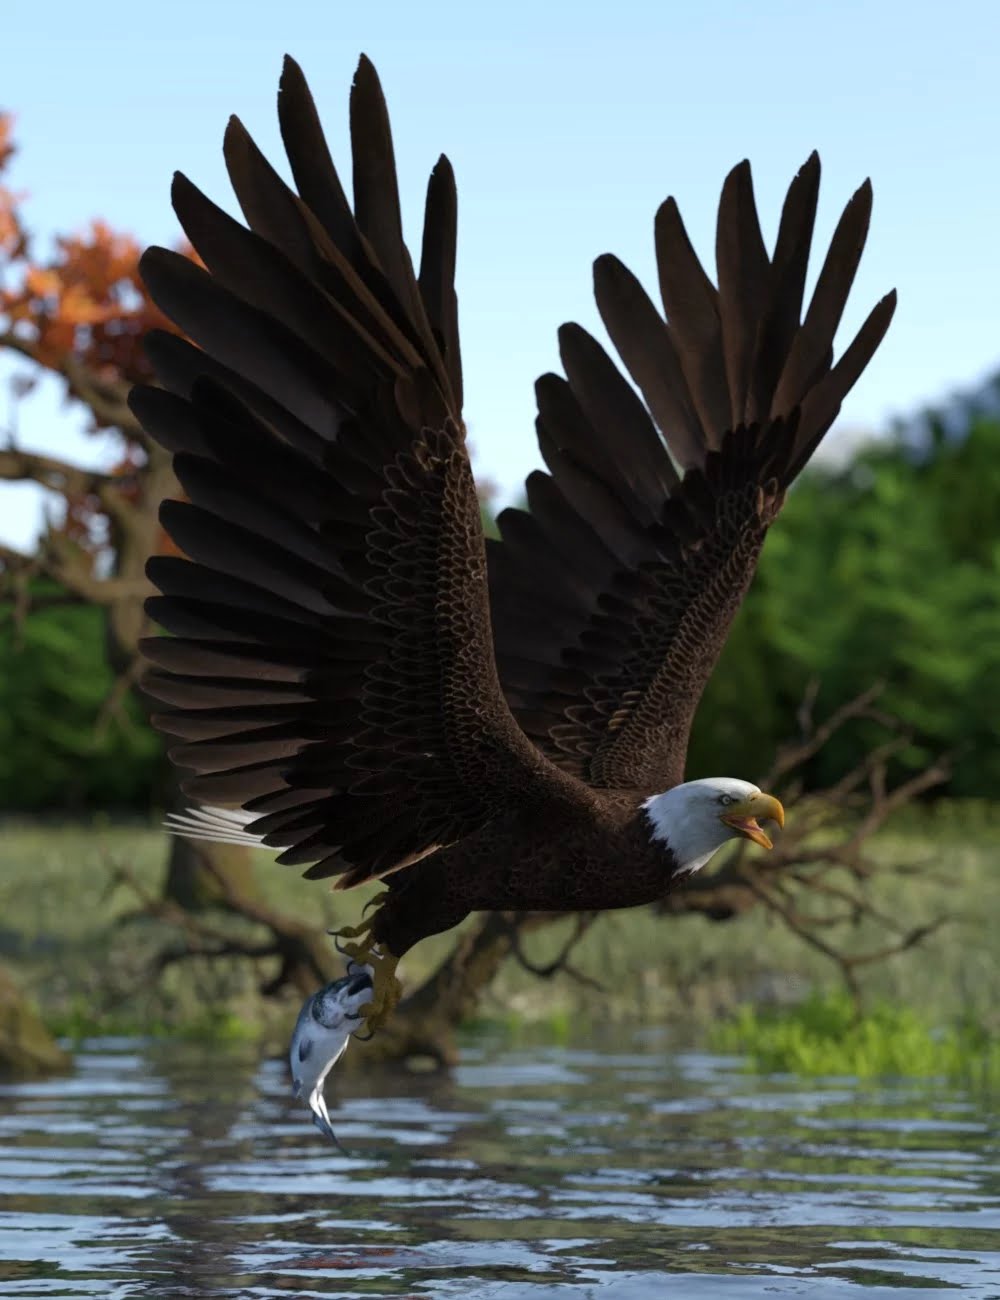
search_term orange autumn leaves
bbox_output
[0,115,26,261]
[0,111,182,425]
[0,111,194,558]
[6,223,167,392]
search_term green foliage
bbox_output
[711,988,1000,1084]
[47,999,260,1045]
[689,413,1000,794]
[0,590,164,811]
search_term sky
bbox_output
[2,0,999,547]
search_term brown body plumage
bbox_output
[136,56,894,1020]
[367,790,670,957]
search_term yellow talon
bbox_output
[329,911,402,1034]
[330,914,377,942]
[362,890,390,916]
[337,941,401,1032]
[337,940,372,965]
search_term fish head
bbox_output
[313,964,375,1028]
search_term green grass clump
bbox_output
[47,1000,261,1045]
[711,988,1000,1084]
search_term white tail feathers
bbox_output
[163,804,267,849]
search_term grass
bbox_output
[710,988,1000,1084]
[45,1001,261,1045]
[0,800,997,1058]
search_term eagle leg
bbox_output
[329,913,378,944]
[336,938,401,1032]
[329,913,402,1033]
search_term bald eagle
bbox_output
[135,56,895,1030]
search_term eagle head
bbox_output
[643,778,785,876]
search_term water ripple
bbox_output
[0,1033,996,1296]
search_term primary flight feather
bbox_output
[136,55,894,1031]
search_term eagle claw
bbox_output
[329,916,402,1034]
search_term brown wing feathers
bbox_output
[489,153,894,789]
[139,58,894,876]
[136,57,562,887]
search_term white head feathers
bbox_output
[643,777,764,877]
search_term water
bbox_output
[0,1030,997,1297]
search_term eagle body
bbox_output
[369,789,673,956]
[136,55,894,1028]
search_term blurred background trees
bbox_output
[686,404,1000,796]
[0,110,262,913]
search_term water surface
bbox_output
[0,1030,997,1296]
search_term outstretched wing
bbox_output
[136,56,582,887]
[488,155,895,791]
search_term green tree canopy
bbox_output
[689,412,1000,794]
[0,588,163,811]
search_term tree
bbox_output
[0,584,162,810]
[0,112,268,913]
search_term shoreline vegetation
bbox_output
[710,989,1000,1085]
[0,800,996,1079]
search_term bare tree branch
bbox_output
[505,912,606,992]
[0,442,145,538]
[0,330,144,438]
[767,680,888,783]
[651,681,953,1016]
[62,353,145,440]
[0,443,115,495]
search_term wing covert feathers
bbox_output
[137,56,577,888]
[490,152,894,790]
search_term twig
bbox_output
[767,681,887,783]
[505,912,606,992]
[0,330,144,437]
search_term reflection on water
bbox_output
[0,1029,997,1296]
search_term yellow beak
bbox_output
[720,791,785,850]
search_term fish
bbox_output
[289,963,373,1147]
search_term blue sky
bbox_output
[2,0,999,546]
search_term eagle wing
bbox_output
[488,155,895,790]
[135,56,584,888]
